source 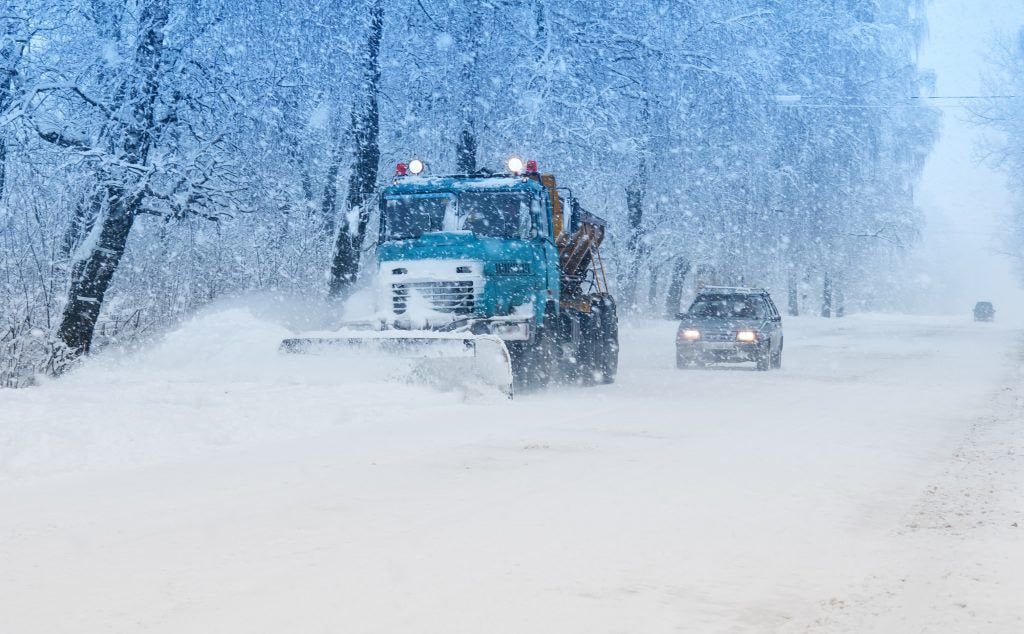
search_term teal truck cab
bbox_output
[373,159,618,388]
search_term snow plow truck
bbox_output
[281,157,619,398]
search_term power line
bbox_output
[773,94,1021,110]
[911,95,1021,100]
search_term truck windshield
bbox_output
[458,192,532,238]
[689,295,767,319]
[382,191,533,241]
[382,195,455,241]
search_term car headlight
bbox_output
[680,329,701,341]
[736,330,757,342]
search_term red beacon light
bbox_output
[395,162,408,176]
[525,160,538,173]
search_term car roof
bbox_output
[696,286,770,296]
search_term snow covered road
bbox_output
[1,310,1022,633]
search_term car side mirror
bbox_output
[675,312,687,320]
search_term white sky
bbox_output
[913,0,1024,316]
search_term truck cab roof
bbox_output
[384,175,545,196]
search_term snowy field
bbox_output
[1,308,1022,633]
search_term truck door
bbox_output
[536,191,560,312]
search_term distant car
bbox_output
[973,301,995,322]
[676,287,783,371]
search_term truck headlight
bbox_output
[736,330,757,342]
[680,329,701,341]
[489,322,531,340]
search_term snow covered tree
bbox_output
[49,1,172,358]
[0,13,26,199]
[974,28,1024,276]
[329,0,383,299]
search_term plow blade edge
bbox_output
[279,333,514,399]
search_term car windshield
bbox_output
[382,191,532,241]
[688,294,766,319]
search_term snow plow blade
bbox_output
[279,332,514,399]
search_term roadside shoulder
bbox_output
[791,337,1024,633]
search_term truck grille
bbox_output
[392,281,475,315]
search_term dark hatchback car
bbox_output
[973,301,995,322]
[676,287,783,371]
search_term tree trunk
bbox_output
[328,0,382,299]
[821,271,833,318]
[621,177,645,311]
[455,5,484,174]
[647,260,659,312]
[0,34,23,200]
[319,136,341,239]
[787,271,799,316]
[456,128,477,174]
[301,171,314,206]
[620,98,651,313]
[58,188,137,354]
[664,257,690,318]
[0,138,5,200]
[61,190,103,260]
[55,0,169,361]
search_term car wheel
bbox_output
[771,339,783,369]
[755,346,770,371]
[676,353,703,369]
[676,352,689,369]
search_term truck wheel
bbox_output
[556,312,583,384]
[575,310,603,385]
[509,343,529,390]
[592,295,618,383]
[511,303,558,391]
